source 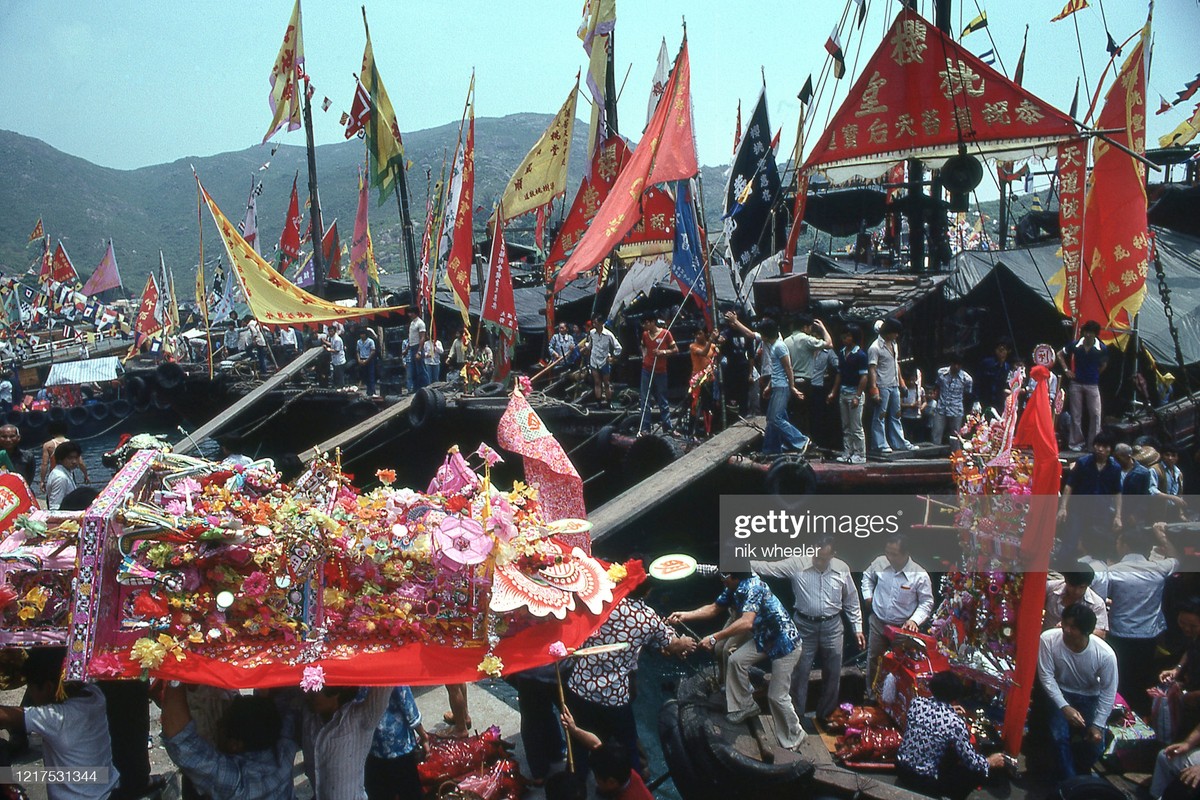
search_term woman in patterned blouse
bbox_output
[896,671,1006,800]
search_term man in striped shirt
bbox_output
[301,686,391,800]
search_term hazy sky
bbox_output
[0,0,1195,176]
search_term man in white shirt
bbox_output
[1037,604,1118,780]
[0,647,121,800]
[753,536,864,725]
[867,318,917,454]
[325,325,347,390]
[46,440,82,511]
[278,325,300,364]
[1044,567,1109,637]
[301,685,391,800]
[784,315,832,433]
[246,317,269,376]
[580,315,623,404]
[1107,523,1179,715]
[861,533,933,695]
[406,308,428,392]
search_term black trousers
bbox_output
[513,675,565,779]
[98,680,150,799]
[365,752,422,800]
[1108,633,1156,717]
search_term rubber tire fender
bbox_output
[66,407,90,428]
[110,399,133,418]
[155,362,186,391]
[475,381,506,397]
[658,701,722,800]
[620,433,681,484]
[408,386,447,429]
[88,403,111,422]
[764,454,818,496]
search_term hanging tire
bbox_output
[66,407,89,427]
[155,362,186,391]
[125,376,150,403]
[48,407,67,424]
[659,701,720,800]
[475,381,506,398]
[88,403,111,422]
[621,433,681,483]
[151,392,172,411]
[110,399,133,418]
[408,386,447,429]
[764,454,818,496]
[25,410,46,429]
[133,399,151,415]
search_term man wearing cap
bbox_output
[753,536,864,727]
[868,318,918,454]
[669,573,805,749]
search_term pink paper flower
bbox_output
[432,516,493,571]
[473,443,504,468]
[485,495,517,542]
[88,652,125,679]
[548,641,568,659]
[164,499,187,517]
[427,450,481,496]
[242,571,270,600]
[301,664,326,693]
[177,478,202,496]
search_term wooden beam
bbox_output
[300,393,416,461]
[589,418,764,544]
[174,347,324,455]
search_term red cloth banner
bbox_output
[445,104,476,323]
[482,220,517,335]
[50,243,78,285]
[498,386,587,524]
[545,136,631,282]
[278,177,302,272]
[1054,139,1087,319]
[1074,23,1151,341]
[554,40,696,292]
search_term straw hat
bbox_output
[1133,445,1161,467]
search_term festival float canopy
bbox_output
[802,9,1079,183]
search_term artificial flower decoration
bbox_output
[131,637,167,670]
[548,641,569,659]
[473,443,504,468]
[241,572,270,600]
[88,652,124,679]
[427,448,481,496]
[433,516,493,571]
[477,654,504,678]
[375,469,397,486]
[606,563,628,583]
[300,664,326,692]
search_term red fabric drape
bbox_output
[1004,365,1061,754]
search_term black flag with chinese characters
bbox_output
[722,90,784,277]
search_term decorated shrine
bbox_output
[0,441,636,689]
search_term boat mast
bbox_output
[301,81,327,297]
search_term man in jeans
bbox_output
[868,318,917,453]
[931,355,973,446]
[1037,604,1118,779]
[1058,319,1108,452]
[725,313,808,454]
[829,325,868,464]
[638,317,677,435]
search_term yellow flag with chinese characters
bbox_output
[263,0,305,144]
[497,80,578,222]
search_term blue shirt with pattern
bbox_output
[369,687,422,759]
[716,576,799,659]
[164,720,298,800]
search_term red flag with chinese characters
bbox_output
[482,219,517,337]
[1074,20,1151,341]
[132,275,162,344]
[497,384,587,529]
[50,242,78,285]
[26,219,43,244]
[322,220,342,280]
[802,10,1076,182]
[1052,139,1087,318]
[350,171,371,306]
[278,177,302,272]
[544,135,631,282]
[554,39,696,292]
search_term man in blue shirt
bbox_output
[725,313,808,455]
[366,687,426,800]
[356,330,379,398]
[669,574,805,749]
[1057,320,1109,452]
[161,683,297,800]
[829,325,869,464]
[1057,431,1121,558]
[931,356,974,446]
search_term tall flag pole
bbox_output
[262,0,305,143]
[358,8,420,300]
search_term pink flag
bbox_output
[349,170,371,306]
[497,385,587,535]
[82,240,122,296]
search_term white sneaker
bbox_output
[850,455,867,464]
[879,447,894,454]
[903,443,920,451]
[835,454,852,463]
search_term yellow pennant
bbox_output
[263,0,305,143]
[498,80,579,222]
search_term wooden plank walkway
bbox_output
[589,417,764,544]
[300,393,415,462]
[174,347,323,455]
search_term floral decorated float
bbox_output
[54,440,639,688]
